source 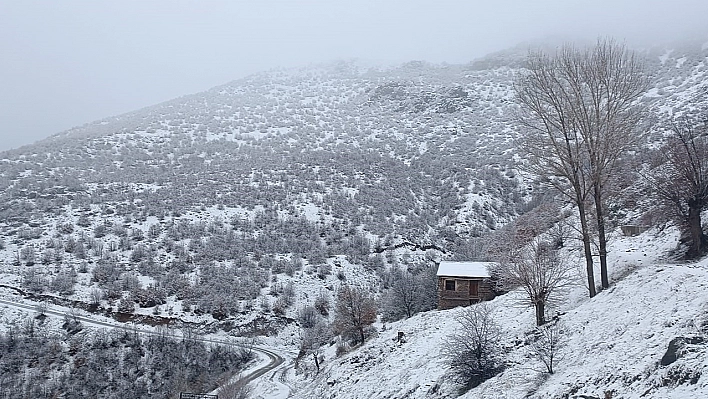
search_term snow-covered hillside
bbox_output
[0,39,707,398]
[290,227,708,399]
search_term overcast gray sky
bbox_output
[1,0,707,152]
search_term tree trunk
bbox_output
[313,352,320,372]
[687,200,707,258]
[535,299,546,326]
[359,326,365,344]
[593,185,609,289]
[578,201,597,297]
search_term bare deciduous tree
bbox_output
[528,318,566,374]
[382,270,420,320]
[333,284,377,345]
[299,319,331,373]
[578,41,648,290]
[297,305,320,329]
[648,116,708,258]
[496,238,574,326]
[381,266,437,322]
[442,303,505,390]
[516,39,648,296]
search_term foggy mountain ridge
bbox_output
[1,53,529,239]
[2,42,707,236]
[6,38,707,153]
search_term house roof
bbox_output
[436,261,493,278]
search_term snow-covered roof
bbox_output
[436,261,492,278]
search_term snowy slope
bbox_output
[291,227,708,399]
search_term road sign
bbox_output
[179,393,217,399]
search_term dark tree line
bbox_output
[0,320,252,399]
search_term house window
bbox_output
[445,279,456,291]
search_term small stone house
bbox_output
[436,261,495,310]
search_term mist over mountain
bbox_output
[3,40,707,243]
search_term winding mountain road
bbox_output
[0,297,290,396]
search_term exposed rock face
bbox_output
[660,336,705,366]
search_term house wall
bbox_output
[437,277,494,310]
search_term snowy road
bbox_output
[0,297,291,397]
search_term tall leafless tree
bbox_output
[577,41,648,289]
[516,39,648,296]
[649,116,708,258]
[516,47,596,297]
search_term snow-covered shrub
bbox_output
[442,303,506,391]
[218,379,252,399]
[316,263,332,280]
[130,285,167,308]
[22,267,46,293]
[50,271,76,296]
[273,297,288,316]
[297,305,319,329]
[118,297,135,313]
[314,291,331,316]
[335,339,350,357]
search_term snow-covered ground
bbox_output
[289,226,708,399]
